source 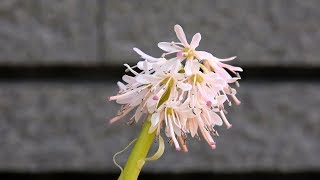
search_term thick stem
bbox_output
[120,115,156,180]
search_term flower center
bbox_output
[190,74,203,83]
[166,107,173,115]
[182,47,196,59]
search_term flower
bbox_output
[109,24,242,151]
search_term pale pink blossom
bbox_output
[109,24,242,151]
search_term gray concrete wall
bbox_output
[0,0,319,173]
[1,0,319,66]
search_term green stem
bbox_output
[120,115,156,180]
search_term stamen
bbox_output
[178,136,188,152]
[231,95,241,105]
[220,110,232,129]
[168,116,181,151]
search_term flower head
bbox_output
[109,24,242,151]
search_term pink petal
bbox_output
[174,24,189,46]
[216,61,243,72]
[196,51,214,60]
[190,33,201,49]
[158,42,182,52]
[208,111,223,126]
[133,47,159,62]
[177,82,192,91]
[218,56,237,62]
[151,113,160,127]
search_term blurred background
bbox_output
[0,0,319,179]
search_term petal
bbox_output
[207,61,232,80]
[133,47,159,62]
[216,61,243,72]
[161,58,178,72]
[174,24,189,46]
[190,33,201,49]
[171,59,182,73]
[227,77,241,84]
[122,75,135,83]
[177,82,192,91]
[134,107,144,122]
[216,95,227,105]
[158,42,182,52]
[188,118,198,137]
[208,111,223,126]
[196,51,215,60]
[117,81,126,90]
[136,74,161,84]
[137,61,152,71]
[190,60,201,72]
[218,56,237,62]
[184,60,194,76]
[151,113,160,127]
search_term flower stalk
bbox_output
[120,115,156,180]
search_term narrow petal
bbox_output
[158,42,182,52]
[177,82,192,91]
[190,33,201,49]
[216,61,243,72]
[134,106,144,122]
[151,112,160,127]
[174,24,189,46]
[133,47,159,62]
[196,51,214,60]
[184,60,192,76]
[218,56,237,61]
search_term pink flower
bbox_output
[109,24,242,151]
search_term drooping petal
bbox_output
[174,24,189,46]
[133,47,160,62]
[196,51,215,60]
[218,56,237,62]
[216,61,243,72]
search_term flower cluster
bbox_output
[109,25,242,152]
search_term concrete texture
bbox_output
[104,0,320,66]
[0,0,97,65]
[0,0,319,66]
[0,82,319,172]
